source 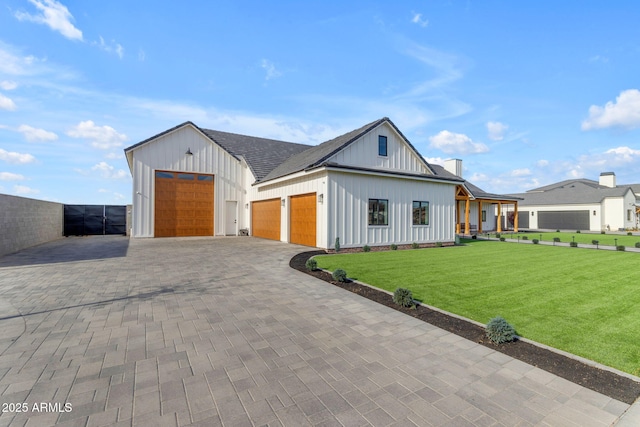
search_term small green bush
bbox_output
[570,241,578,248]
[486,316,516,344]
[576,230,581,233]
[553,237,561,243]
[390,243,398,250]
[411,242,419,249]
[495,233,501,239]
[601,230,606,234]
[532,239,539,244]
[556,229,560,232]
[635,242,640,249]
[334,237,341,253]
[305,258,318,271]
[592,240,599,245]
[332,269,347,282]
[617,245,626,252]
[436,242,443,247]
[522,236,528,240]
[499,237,506,242]
[393,288,416,309]
[628,232,633,236]
[363,245,371,252]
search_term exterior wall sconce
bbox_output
[531,211,534,216]
[318,194,324,204]
[185,148,193,155]
[245,203,249,209]
[593,210,597,216]
[281,198,286,207]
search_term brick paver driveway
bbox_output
[0,236,631,426]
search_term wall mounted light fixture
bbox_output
[185,148,193,155]
[281,198,286,207]
[318,194,324,204]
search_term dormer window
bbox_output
[378,135,387,157]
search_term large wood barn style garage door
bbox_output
[290,193,316,247]
[154,171,214,237]
[251,198,281,241]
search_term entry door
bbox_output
[225,201,237,236]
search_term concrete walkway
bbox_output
[0,236,632,426]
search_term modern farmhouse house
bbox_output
[509,172,640,231]
[124,117,465,249]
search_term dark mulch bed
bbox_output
[290,251,640,405]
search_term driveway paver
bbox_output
[0,236,632,426]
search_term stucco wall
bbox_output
[0,193,63,257]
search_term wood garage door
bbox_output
[290,193,316,247]
[252,198,281,241]
[155,171,214,237]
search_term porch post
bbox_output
[514,202,519,232]
[464,197,470,235]
[456,201,461,233]
[497,202,502,233]
[477,201,483,234]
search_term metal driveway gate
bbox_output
[64,205,127,236]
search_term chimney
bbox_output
[444,159,463,177]
[599,172,616,188]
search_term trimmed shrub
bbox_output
[436,241,443,247]
[332,269,347,282]
[553,237,561,243]
[601,230,606,234]
[617,245,626,252]
[390,243,398,250]
[305,258,318,271]
[393,288,416,309]
[576,230,581,233]
[570,241,578,248]
[635,242,640,249]
[363,245,371,252]
[556,229,560,232]
[499,237,506,242]
[628,232,633,236]
[411,242,420,249]
[522,236,528,240]
[495,233,501,239]
[334,237,341,253]
[592,240,599,245]
[486,316,516,344]
[532,239,539,244]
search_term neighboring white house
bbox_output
[124,117,464,249]
[508,172,640,231]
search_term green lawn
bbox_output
[315,241,640,375]
[486,231,640,247]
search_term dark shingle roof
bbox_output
[430,164,520,201]
[510,180,632,205]
[200,129,311,181]
[260,117,437,182]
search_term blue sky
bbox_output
[1,1,640,204]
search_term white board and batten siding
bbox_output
[130,125,245,237]
[250,172,328,248]
[327,171,455,248]
[326,122,430,174]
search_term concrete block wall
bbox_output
[0,193,64,257]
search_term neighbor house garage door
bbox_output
[154,171,214,237]
[251,198,281,241]
[290,193,316,247]
[538,210,589,230]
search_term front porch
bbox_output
[455,185,520,235]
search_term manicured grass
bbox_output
[316,241,640,375]
[486,231,640,247]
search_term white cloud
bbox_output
[0,81,18,90]
[0,42,46,76]
[105,152,122,159]
[91,161,128,179]
[411,12,429,27]
[0,172,24,181]
[67,120,127,149]
[260,59,282,80]
[138,49,146,62]
[469,172,489,182]
[13,184,39,195]
[15,0,83,41]
[486,121,508,141]
[510,168,531,177]
[581,89,640,130]
[0,93,16,111]
[423,156,445,166]
[536,159,549,167]
[94,36,124,59]
[18,124,58,142]
[428,130,489,155]
[0,148,36,164]
[589,55,609,64]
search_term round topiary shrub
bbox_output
[553,237,561,243]
[305,258,318,271]
[495,233,501,239]
[532,239,539,244]
[570,241,578,247]
[332,269,347,282]
[617,245,626,252]
[635,242,640,249]
[628,232,633,236]
[499,237,506,242]
[392,288,416,309]
[411,242,419,249]
[522,236,528,240]
[592,240,599,245]
[363,245,371,252]
[486,316,516,344]
[436,242,443,247]
[576,230,581,233]
[390,243,398,250]
[601,230,606,234]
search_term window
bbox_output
[482,210,487,222]
[378,135,387,156]
[413,201,429,225]
[197,175,213,181]
[628,209,632,221]
[178,173,194,180]
[369,199,388,225]
[156,171,174,179]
